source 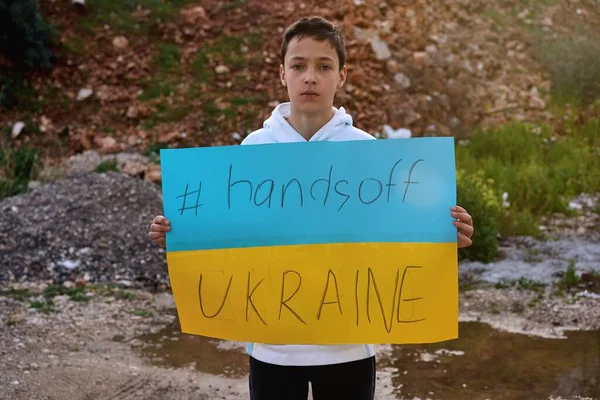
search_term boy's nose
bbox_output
[304,71,317,84]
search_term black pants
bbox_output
[249,356,376,400]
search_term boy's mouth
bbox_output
[301,91,319,96]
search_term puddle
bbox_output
[382,322,600,400]
[137,319,599,399]
[135,318,248,378]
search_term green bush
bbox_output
[456,122,600,219]
[0,0,55,69]
[531,24,600,106]
[0,144,41,200]
[456,169,502,263]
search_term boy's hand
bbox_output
[452,206,473,248]
[148,215,171,248]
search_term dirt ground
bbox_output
[1,281,599,400]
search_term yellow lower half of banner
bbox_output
[166,242,458,345]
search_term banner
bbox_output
[160,138,458,344]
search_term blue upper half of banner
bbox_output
[160,138,457,251]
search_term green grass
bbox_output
[4,289,31,301]
[138,42,182,102]
[516,277,547,293]
[142,101,189,129]
[44,285,91,302]
[29,300,57,313]
[556,260,580,291]
[79,0,192,34]
[0,142,42,200]
[456,120,600,236]
[94,158,118,173]
[131,310,149,317]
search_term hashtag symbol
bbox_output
[177,182,203,216]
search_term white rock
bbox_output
[72,0,85,5]
[11,121,25,138]
[231,132,242,141]
[76,88,94,101]
[394,73,411,89]
[215,65,230,74]
[58,260,80,270]
[369,37,391,60]
[112,36,129,50]
[384,125,412,139]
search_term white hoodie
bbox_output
[240,102,377,366]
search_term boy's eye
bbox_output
[292,65,304,70]
[320,65,332,70]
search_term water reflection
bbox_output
[136,320,599,399]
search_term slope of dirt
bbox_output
[3,0,598,170]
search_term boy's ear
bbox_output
[338,65,347,88]
[280,64,286,87]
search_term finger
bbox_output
[452,205,468,213]
[150,223,171,232]
[457,233,472,248]
[148,231,165,240]
[454,221,474,237]
[452,211,473,225]
[153,215,170,226]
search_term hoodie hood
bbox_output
[241,102,374,145]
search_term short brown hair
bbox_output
[280,16,346,69]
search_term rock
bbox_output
[370,37,391,60]
[154,293,175,310]
[126,106,139,119]
[121,161,146,178]
[11,121,25,138]
[68,150,102,175]
[383,125,412,139]
[39,116,53,133]
[72,0,84,5]
[426,44,438,54]
[145,164,162,183]
[394,73,411,90]
[76,88,93,101]
[412,52,431,67]
[112,36,129,50]
[386,59,400,74]
[94,136,117,151]
[529,96,546,110]
[215,65,230,74]
[180,6,207,26]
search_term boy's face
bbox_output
[280,36,346,114]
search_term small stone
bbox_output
[76,88,94,101]
[145,164,162,183]
[126,106,139,119]
[370,37,391,60]
[425,44,438,54]
[39,116,53,133]
[11,121,25,138]
[112,36,129,50]
[121,161,146,177]
[180,6,207,25]
[529,96,546,110]
[215,65,230,74]
[394,73,411,90]
[412,52,431,67]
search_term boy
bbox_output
[148,16,474,400]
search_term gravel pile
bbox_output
[0,172,169,288]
